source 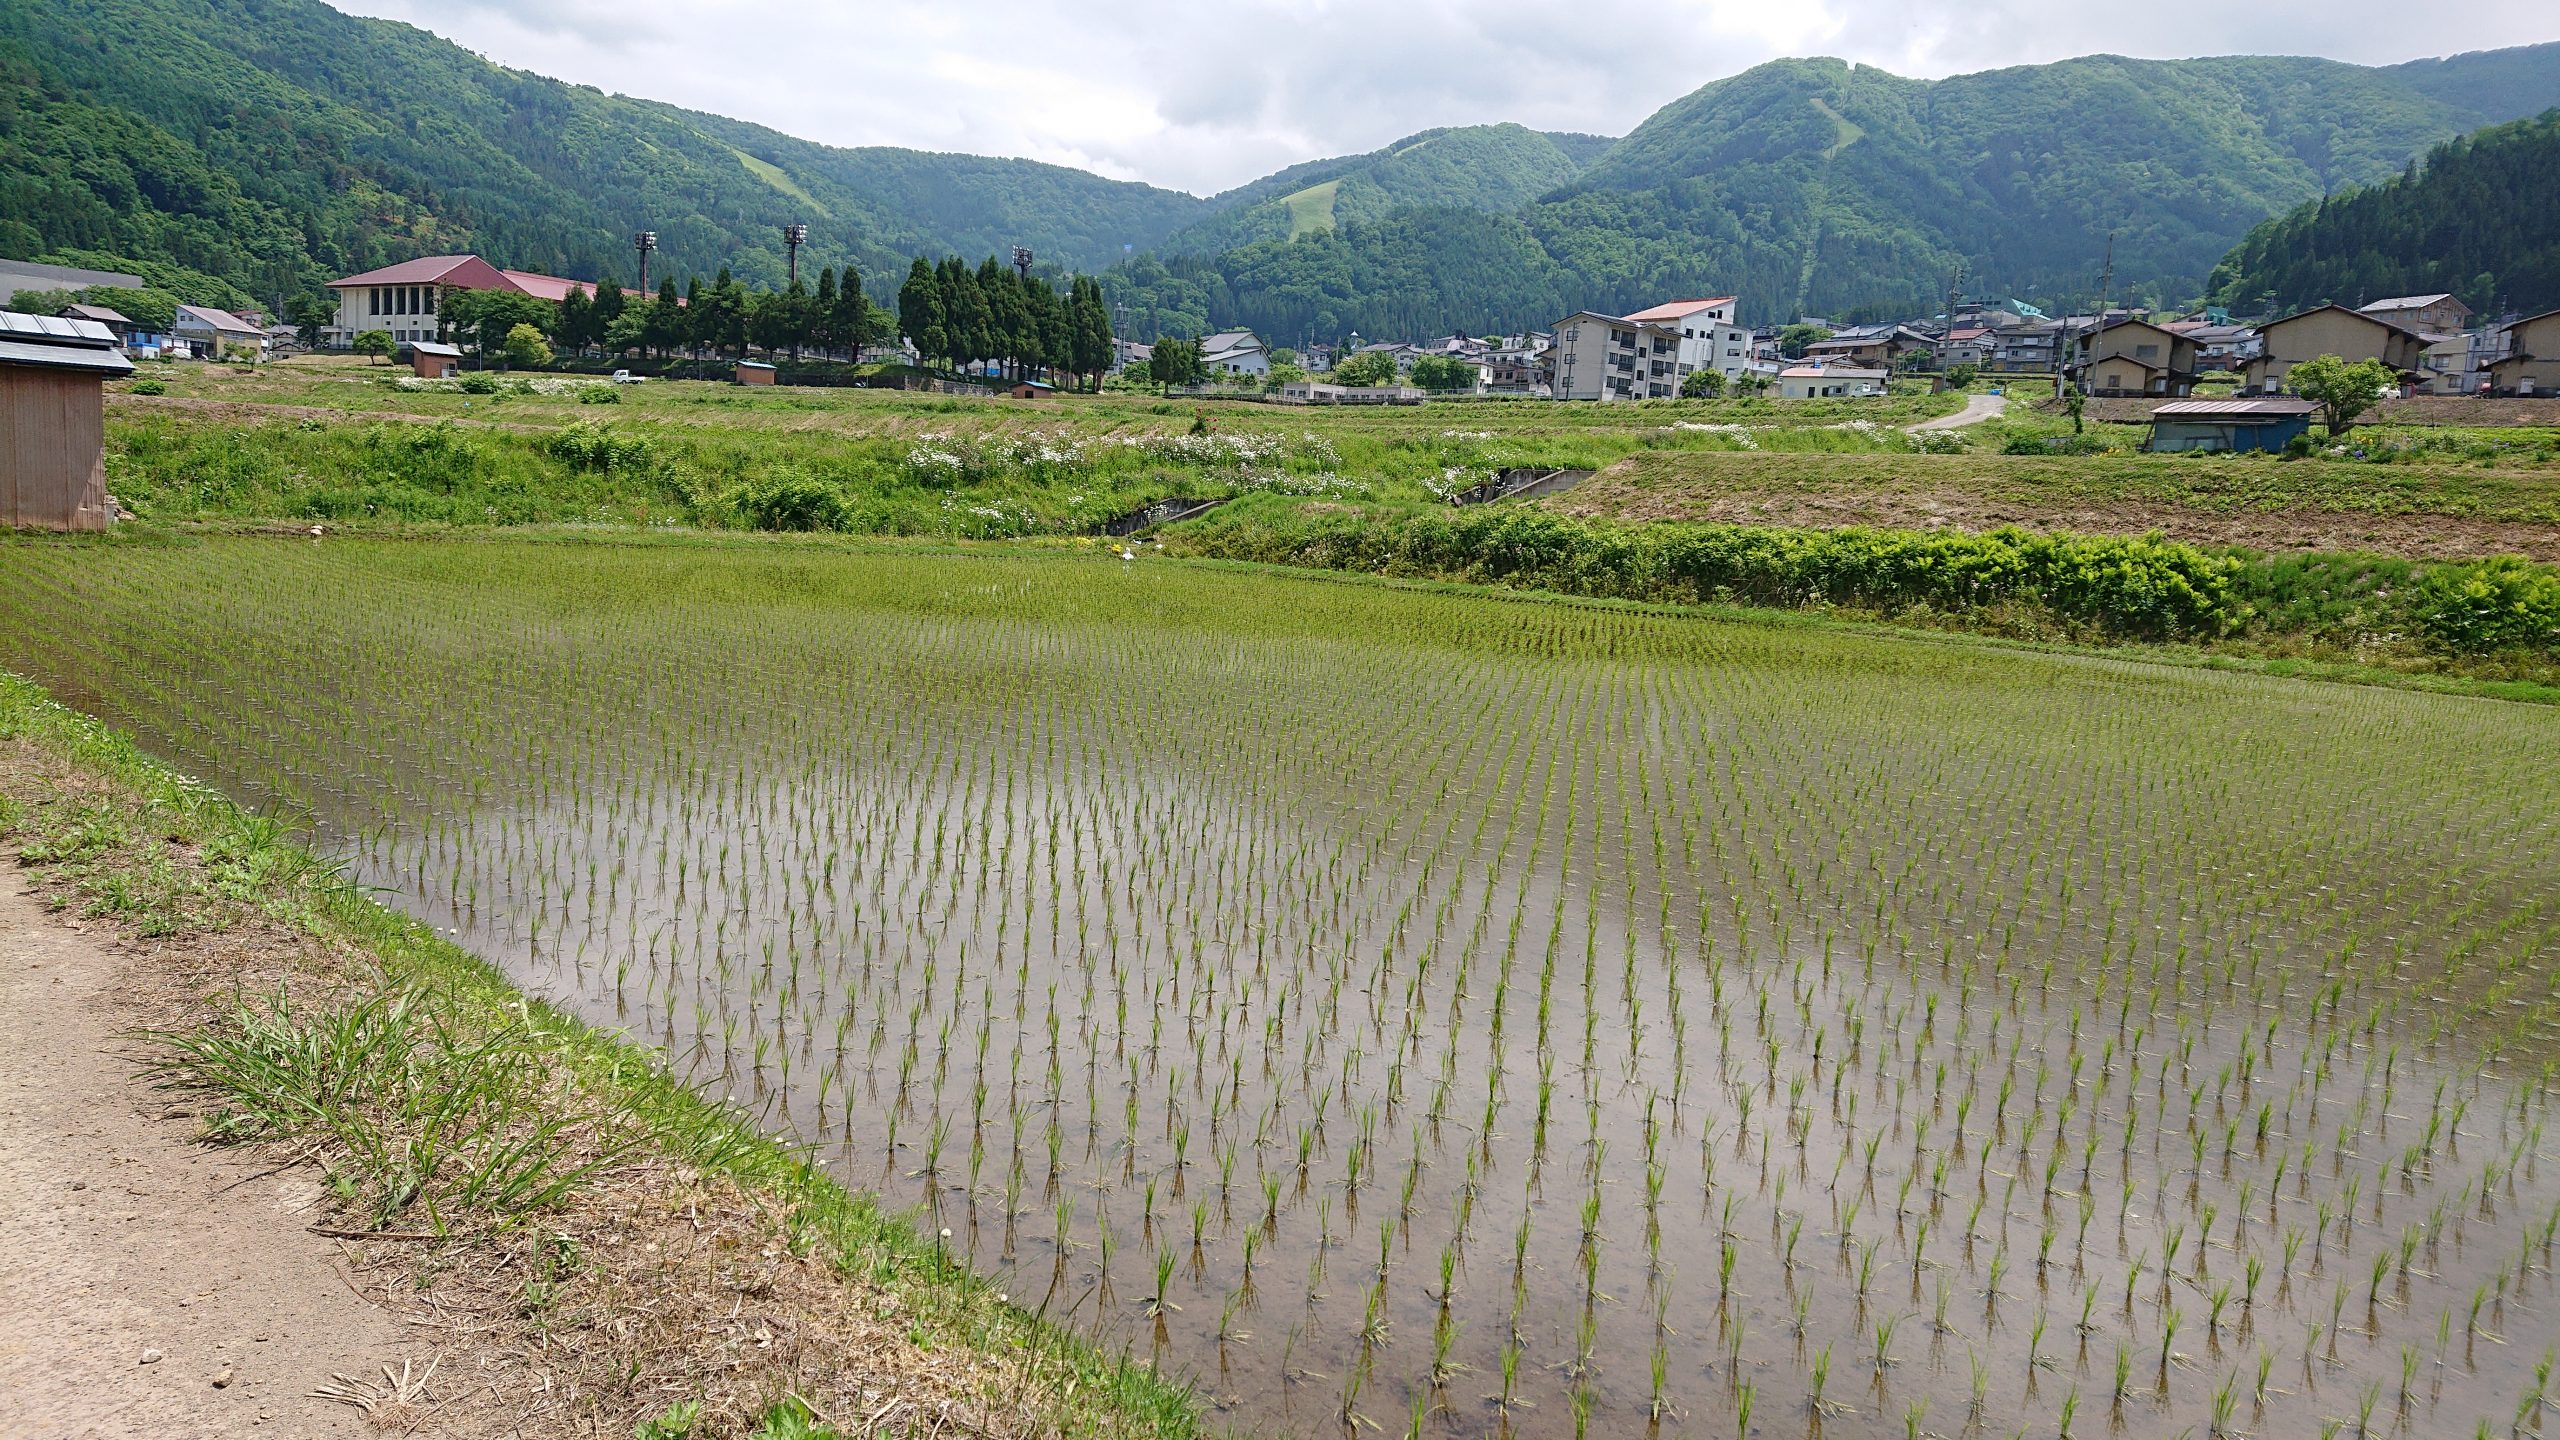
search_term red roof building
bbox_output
[322,255,606,348]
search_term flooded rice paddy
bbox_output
[5,537,2560,1438]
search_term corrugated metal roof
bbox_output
[0,337,136,374]
[2150,399,2317,418]
[0,309,120,346]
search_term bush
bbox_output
[737,472,850,532]
[544,421,656,474]
[128,378,167,396]
[578,386,620,404]
[457,372,501,395]
[2407,556,2560,655]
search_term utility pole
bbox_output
[634,231,657,296]
[783,223,808,289]
[1011,246,1035,282]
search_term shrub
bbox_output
[2407,556,2560,655]
[128,378,168,396]
[578,386,620,404]
[457,372,501,395]
[737,472,850,533]
[545,421,656,474]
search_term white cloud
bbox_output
[326,0,2559,194]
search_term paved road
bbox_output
[1907,391,2010,432]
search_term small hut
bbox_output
[409,340,463,379]
[735,360,778,386]
[2144,399,2317,454]
[1,309,133,531]
[1006,379,1058,399]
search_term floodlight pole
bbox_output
[784,224,808,288]
[635,231,657,296]
[1012,246,1034,282]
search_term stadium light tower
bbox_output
[634,231,657,295]
[784,223,809,288]
[1011,246,1034,281]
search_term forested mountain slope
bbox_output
[2210,111,2560,317]
[0,0,1209,304]
[1110,45,2560,339]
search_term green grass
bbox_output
[1282,179,1340,237]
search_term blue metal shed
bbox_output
[2145,398,2318,454]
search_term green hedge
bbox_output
[1177,501,2244,639]
[1175,500,2560,658]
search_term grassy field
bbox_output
[5,535,2559,1438]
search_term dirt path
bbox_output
[1907,391,2008,432]
[0,872,407,1439]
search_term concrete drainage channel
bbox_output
[1099,496,1233,539]
[1445,468,1593,505]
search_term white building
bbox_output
[1621,297,1754,382]
[1199,329,1270,378]
[324,254,603,349]
[170,304,268,360]
[1776,365,1889,399]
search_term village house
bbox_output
[170,303,268,360]
[1776,365,1888,399]
[1933,326,1993,369]
[2240,304,2432,395]
[1199,329,1270,378]
[2359,294,2473,338]
[1804,324,1932,370]
[1621,298,1755,382]
[323,254,604,349]
[1985,321,2064,376]
[1111,337,1154,373]
[2486,310,2560,396]
[2070,317,2201,398]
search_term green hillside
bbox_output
[2210,110,2560,317]
[1160,124,1596,257]
[0,0,1208,306]
[1112,44,2560,339]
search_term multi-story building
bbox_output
[1621,298,1754,382]
[324,254,604,348]
[1548,311,1682,401]
[2240,305,2432,395]
[2359,294,2473,338]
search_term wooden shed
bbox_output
[1,309,134,531]
[409,339,463,379]
[735,360,777,386]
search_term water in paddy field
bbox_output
[7,538,2560,1439]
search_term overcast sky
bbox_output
[329,0,2560,195]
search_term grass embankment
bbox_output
[0,671,1206,1440]
[1167,496,2560,690]
[100,368,1964,534]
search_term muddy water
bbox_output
[4,539,2558,1438]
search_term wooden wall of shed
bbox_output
[1,367,112,531]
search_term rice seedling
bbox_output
[6,536,2558,1437]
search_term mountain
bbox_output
[0,0,1210,306]
[1158,124,1609,257]
[2209,110,2560,318]
[1110,44,2560,340]
[5,1,2557,339]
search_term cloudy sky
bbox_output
[329,0,2559,195]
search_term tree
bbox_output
[1681,368,1727,398]
[353,329,393,363]
[287,294,333,347]
[2286,353,2399,435]
[944,259,994,375]
[1148,336,1203,392]
[1067,277,1114,390]
[1410,354,1477,393]
[899,258,946,368]
[810,268,838,356]
[556,286,594,355]
[592,277,627,338]
[1779,324,1831,359]
[498,322,552,370]
[833,266,871,362]
[2064,386,2087,434]
[1334,350,1398,387]
[442,288,555,358]
[1946,361,1981,389]
[644,279,684,359]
